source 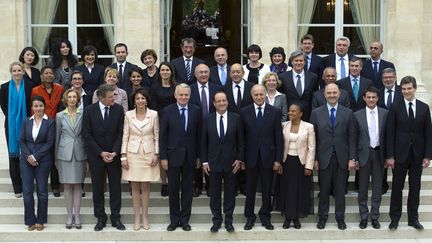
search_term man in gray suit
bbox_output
[310,83,356,230]
[354,86,388,229]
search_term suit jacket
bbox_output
[279,70,319,121]
[310,104,356,170]
[189,82,221,117]
[337,76,373,112]
[209,65,231,86]
[201,111,244,172]
[121,108,159,155]
[322,53,355,70]
[20,117,55,163]
[110,62,139,89]
[75,64,105,97]
[361,58,396,90]
[170,56,205,84]
[265,93,288,122]
[386,99,432,163]
[354,107,388,166]
[82,102,124,162]
[282,120,315,170]
[222,80,254,113]
[311,88,351,110]
[55,110,86,161]
[377,85,402,109]
[159,103,201,167]
[240,104,283,169]
[306,53,323,78]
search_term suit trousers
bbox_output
[89,159,122,222]
[209,169,237,226]
[358,149,383,220]
[318,153,347,220]
[390,147,423,222]
[9,156,22,194]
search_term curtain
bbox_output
[297,0,317,44]
[32,0,59,54]
[96,0,115,51]
[350,0,380,50]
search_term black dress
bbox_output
[150,82,176,111]
[142,68,160,88]
[246,63,264,84]
[23,67,41,88]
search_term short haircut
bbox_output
[382,67,396,76]
[104,67,120,81]
[96,83,116,98]
[114,43,128,53]
[336,36,351,46]
[301,34,315,44]
[181,38,196,48]
[62,88,81,107]
[31,95,46,106]
[269,47,286,62]
[140,49,158,64]
[40,65,55,74]
[131,87,151,105]
[175,83,191,95]
[349,56,362,66]
[363,86,380,97]
[19,47,39,66]
[262,72,282,88]
[372,41,383,50]
[289,101,304,114]
[247,44,263,59]
[213,90,227,100]
[9,61,24,73]
[289,50,305,63]
[69,70,84,83]
[322,67,337,75]
[128,66,144,78]
[400,76,417,89]
[81,45,98,60]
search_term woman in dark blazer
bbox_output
[20,96,55,231]
[74,45,104,96]
[263,72,288,122]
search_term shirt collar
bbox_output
[233,80,245,88]
[350,74,360,81]
[218,64,227,69]
[404,98,416,106]
[30,114,48,120]
[366,106,377,113]
[217,110,228,117]
[327,103,338,111]
[117,61,126,66]
[183,56,193,62]
[177,103,189,110]
[64,108,81,114]
[98,101,110,110]
[254,103,266,110]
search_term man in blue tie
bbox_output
[210,47,231,86]
[322,36,354,81]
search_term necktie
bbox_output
[236,84,242,110]
[219,115,224,140]
[181,107,186,131]
[306,55,310,71]
[119,64,123,81]
[369,110,378,148]
[186,58,191,81]
[330,107,336,130]
[408,102,414,129]
[373,61,379,76]
[353,78,359,102]
[340,57,346,78]
[103,106,109,128]
[386,89,393,109]
[201,85,208,118]
[257,106,263,127]
[220,66,227,85]
[296,74,302,96]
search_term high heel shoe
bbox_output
[66,216,74,229]
[74,216,81,229]
[143,224,150,230]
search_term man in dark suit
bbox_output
[222,63,254,114]
[241,84,283,231]
[361,41,396,90]
[210,47,230,86]
[201,91,244,233]
[386,76,432,230]
[82,84,125,231]
[311,67,350,110]
[171,38,205,84]
[190,64,221,197]
[322,36,354,81]
[109,43,138,89]
[160,83,201,232]
[310,83,356,230]
[280,50,319,121]
[300,34,323,79]
[354,86,388,230]
[338,56,373,112]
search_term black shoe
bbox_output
[94,221,106,231]
[371,219,380,229]
[408,220,424,230]
[210,224,220,233]
[283,219,291,229]
[161,184,168,197]
[317,219,326,229]
[225,224,235,232]
[206,190,210,197]
[261,221,274,230]
[359,219,367,229]
[193,187,201,197]
[112,220,125,230]
[53,190,61,197]
[182,223,192,231]
[389,220,398,230]
[66,223,72,229]
[244,220,254,230]
[337,220,346,230]
[293,218,301,229]
[167,223,178,231]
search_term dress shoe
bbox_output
[210,224,221,233]
[389,220,398,230]
[182,223,192,231]
[53,190,61,197]
[244,220,254,230]
[293,218,301,229]
[94,221,106,231]
[66,223,73,229]
[225,224,235,232]
[261,221,274,230]
[75,224,82,229]
[27,224,35,231]
[317,219,326,229]
[15,193,22,198]
[112,220,126,231]
[371,219,380,229]
[337,220,347,230]
[283,219,291,229]
[82,192,86,197]
[166,223,178,231]
[359,219,367,229]
[193,187,201,197]
[35,224,44,231]
[408,220,424,230]
[161,184,168,197]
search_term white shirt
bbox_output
[232,80,245,105]
[370,58,381,71]
[183,56,193,66]
[98,101,110,119]
[85,63,94,74]
[79,88,87,111]
[336,54,349,80]
[384,86,395,107]
[117,61,126,73]
[216,110,228,137]
[254,103,266,117]
[30,114,49,141]
[366,106,379,147]
[404,98,416,118]
[266,90,283,106]
[292,70,305,94]
[197,82,209,110]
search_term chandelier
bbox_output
[326,0,350,11]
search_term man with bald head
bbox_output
[311,67,350,110]
[310,83,356,230]
[361,41,396,90]
[210,47,231,86]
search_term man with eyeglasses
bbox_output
[361,41,396,90]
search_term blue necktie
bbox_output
[186,58,191,81]
[220,66,227,85]
[330,107,336,130]
[257,106,263,127]
[373,61,379,75]
[340,57,346,78]
[181,107,186,131]
[353,78,359,102]
[386,89,393,109]
[103,106,109,128]
[219,115,224,140]
[201,85,208,119]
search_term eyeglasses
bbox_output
[370,47,379,50]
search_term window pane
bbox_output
[32,27,68,56]
[306,27,335,54]
[32,0,67,24]
[77,0,113,24]
[77,27,112,56]
[348,0,380,24]
[307,0,335,24]
[344,27,367,55]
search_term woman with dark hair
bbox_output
[73,45,104,95]
[0,62,32,198]
[20,96,55,231]
[243,44,271,84]
[269,47,291,74]
[19,47,41,87]
[125,66,147,110]
[48,39,78,86]
[121,88,160,230]
[140,49,159,87]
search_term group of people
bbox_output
[0,35,430,234]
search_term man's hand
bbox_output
[348,159,357,170]
[422,158,430,168]
[304,168,312,176]
[202,163,210,176]
[386,158,395,169]
[273,161,281,172]
[161,159,168,171]
[232,160,241,174]
[100,152,112,163]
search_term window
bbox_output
[27,0,115,66]
[297,0,382,56]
